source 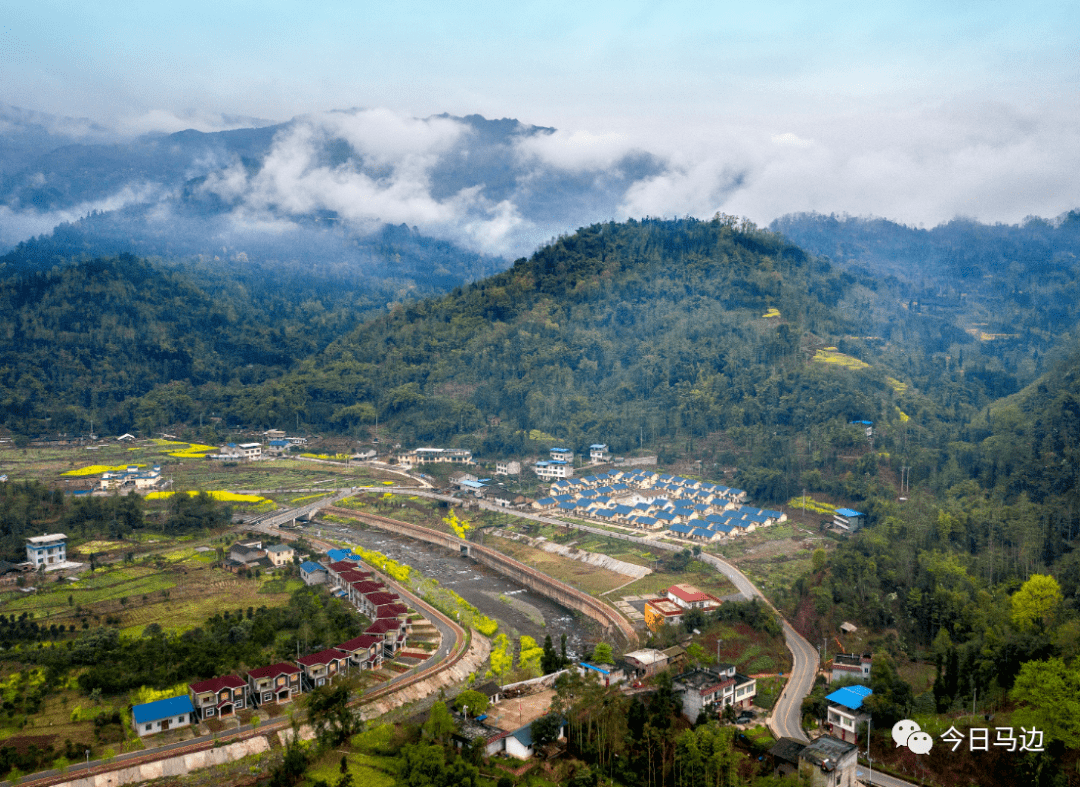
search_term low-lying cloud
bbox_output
[1,101,1078,259]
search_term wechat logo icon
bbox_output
[892,719,933,754]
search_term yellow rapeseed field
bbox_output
[62,464,142,477]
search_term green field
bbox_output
[0,443,398,491]
[0,544,296,636]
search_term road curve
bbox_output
[694,553,817,742]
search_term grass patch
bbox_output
[488,537,631,595]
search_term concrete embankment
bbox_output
[360,631,491,720]
[45,736,273,787]
[322,506,639,648]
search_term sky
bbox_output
[1,0,1079,250]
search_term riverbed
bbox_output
[311,520,600,657]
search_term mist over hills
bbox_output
[0,106,663,267]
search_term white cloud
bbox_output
[116,108,275,136]
[0,182,164,251]
[514,128,638,171]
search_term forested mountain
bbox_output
[0,253,381,435]
[200,216,961,502]
[771,212,1080,389]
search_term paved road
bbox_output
[856,762,920,787]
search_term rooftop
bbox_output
[248,662,301,679]
[825,685,873,710]
[132,695,195,725]
[27,534,66,544]
[800,735,856,769]
[297,648,345,667]
[190,675,246,694]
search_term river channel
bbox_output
[311,520,600,657]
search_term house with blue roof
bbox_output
[133,694,195,737]
[300,561,327,586]
[833,508,865,532]
[825,685,872,743]
[669,523,695,537]
[550,448,574,461]
[532,497,557,510]
[326,548,351,563]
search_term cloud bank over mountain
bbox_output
[0,103,1078,260]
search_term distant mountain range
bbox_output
[0,104,664,274]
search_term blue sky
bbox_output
[1,0,1078,233]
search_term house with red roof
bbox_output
[335,634,384,670]
[247,662,303,706]
[360,590,400,616]
[188,675,249,720]
[365,617,407,655]
[296,648,347,689]
[665,583,723,611]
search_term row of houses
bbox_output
[534,469,782,540]
[134,551,415,737]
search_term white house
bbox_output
[589,444,611,463]
[824,686,872,744]
[132,695,195,737]
[26,534,66,567]
[534,460,572,480]
[238,443,263,460]
[495,460,521,475]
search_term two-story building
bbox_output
[643,598,685,631]
[265,543,295,567]
[589,444,611,463]
[335,634,385,671]
[797,735,858,787]
[189,675,249,719]
[666,583,723,611]
[296,648,347,689]
[397,447,474,469]
[247,663,303,706]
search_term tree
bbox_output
[812,548,826,572]
[1012,574,1063,631]
[422,701,456,743]
[541,634,561,674]
[1010,657,1080,748]
[591,642,614,665]
[532,713,562,746]
[453,690,489,717]
[306,682,358,749]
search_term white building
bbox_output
[534,460,572,480]
[26,534,66,567]
[238,443,263,460]
[495,460,521,475]
[398,447,474,469]
[589,444,611,463]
